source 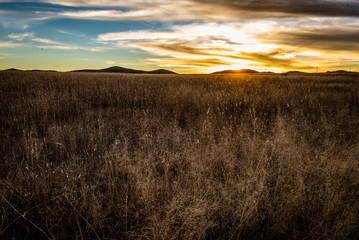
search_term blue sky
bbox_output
[1,0,359,73]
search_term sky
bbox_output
[1,0,359,73]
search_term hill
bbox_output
[28,69,58,73]
[211,69,259,74]
[3,68,22,71]
[147,69,177,74]
[73,66,177,74]
[326,70,357,74]
[285,71,307,74]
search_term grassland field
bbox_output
[1,71,359,239]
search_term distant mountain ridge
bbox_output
[73,66,177,74]
[285,71,307,74]
[212,69,259,74]
[3,68,58,72]
[211,69,359,75]
[2,67,358,75]
[326,70,356,74]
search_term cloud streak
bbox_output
[195,0,359,18]
[32,37,62,45]
[274,30,359,53]
[3,0,359,23]
[0,41,22,47]
[97,23,319,72]
[8,32,34,40]
[54,1,359,22]
[260,21,359,54]
[35,44,107,51]
[96,19,359,72]
[5,31,107,52]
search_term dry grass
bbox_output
[1,71,359,239]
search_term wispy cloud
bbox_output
[8,33,62,45]
[0,41,22,48]
[5,30,107,52]
[57,30,86,37]
[8,32,34,41]
[147,57,232,68]
[0,9,53,29]
[32,37,62,45]
[98,23,252,49]
[36,45,83,50]
[36,44,108,52]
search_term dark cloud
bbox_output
[139,41,314,69]
[136,42,233,56]
[178,58,232,67]
[194,0,359,17]
[268,29,359,52]
[150,57,232,67]
[231,51,314,69]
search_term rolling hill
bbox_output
[211,69,259,74]
[73,66,177,74]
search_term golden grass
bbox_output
[1,71,359,239]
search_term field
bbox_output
[1,71,359,239]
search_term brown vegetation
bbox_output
[1,71,359,239]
